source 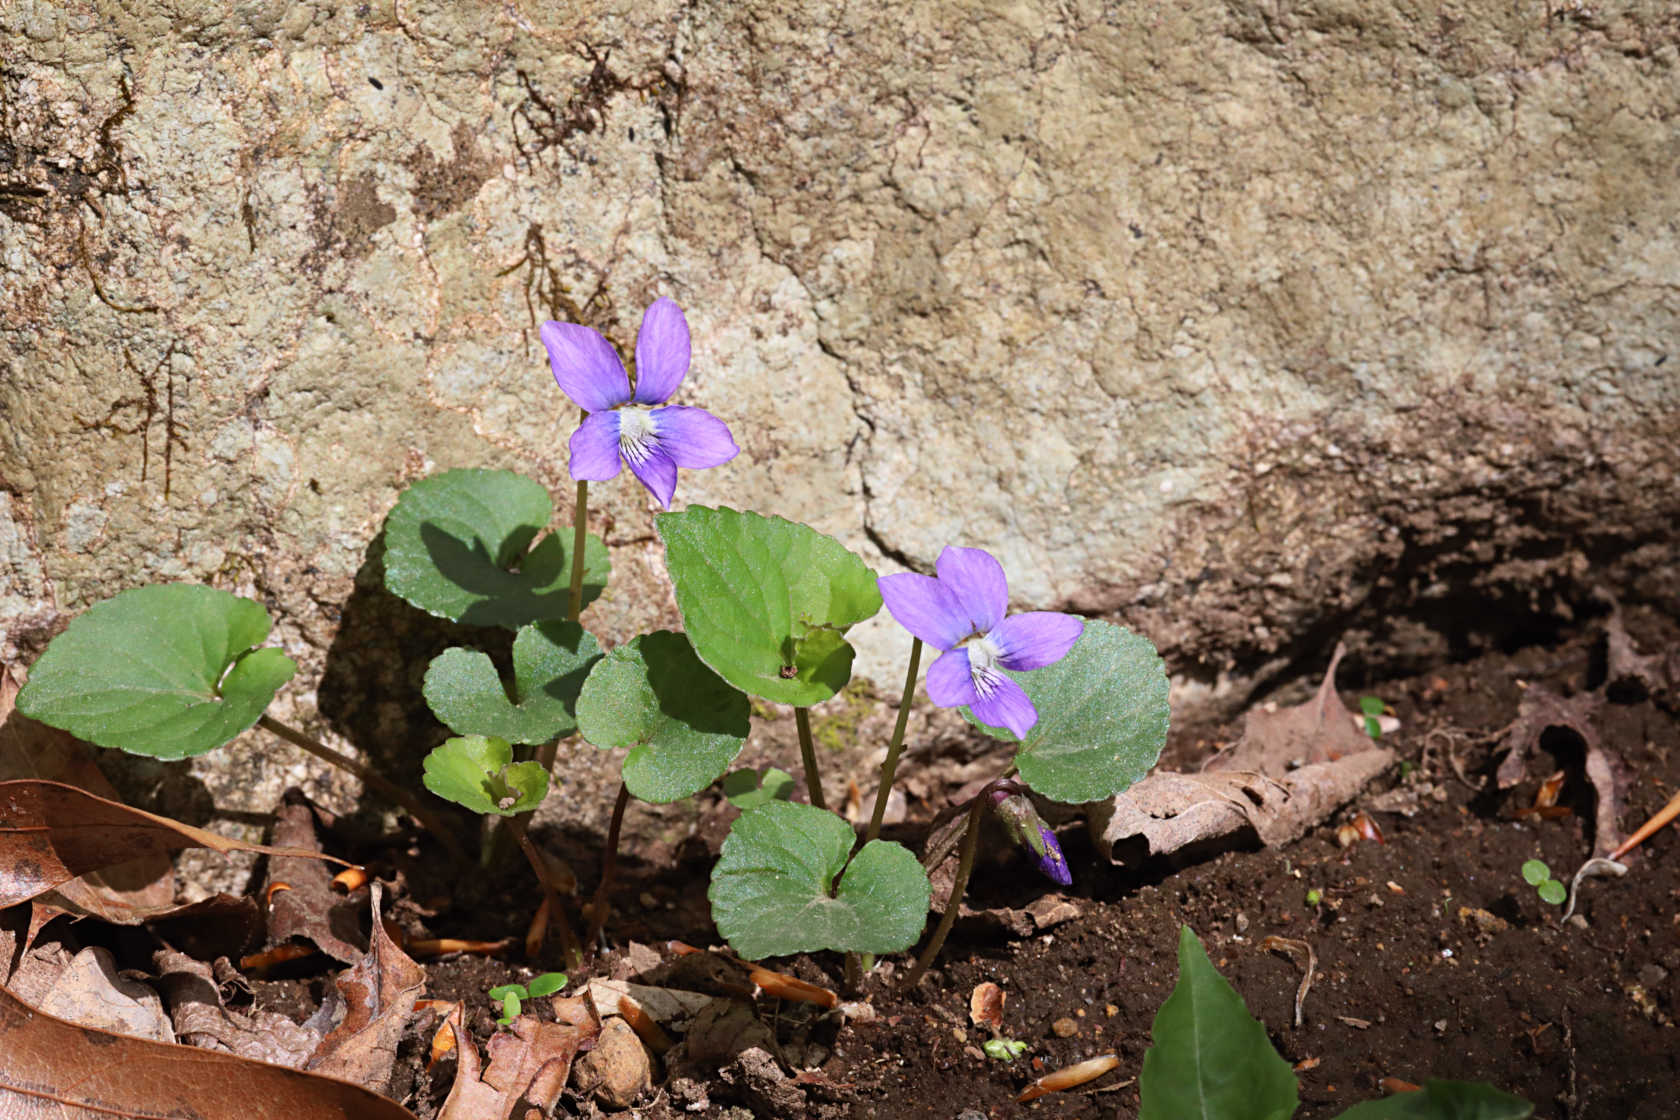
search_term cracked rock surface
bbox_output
[3,1,1677,863]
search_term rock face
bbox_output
[4,2,1677,817]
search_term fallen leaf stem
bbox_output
[1608,786,1680,862]
[903,782,991,988]
[795,707,826,810]
[567,477,589,623]
[867,637,922,844]
[585,781,632,952]
[256,715,465,861]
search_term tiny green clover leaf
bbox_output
[16,583,297,760]
[1536,879,1566,906]
[656,506,882,705]
[722,767,797,810]
[709,802,929,960]
[576,631,750,803]
[981,1039,1028,1061]
[422,735,548,816]
[1139,926,1300,1120]
[963,620,1170,804]
[1360,696,1386,739]
[1520,859,1549,887]
[422,621,603,744]
[524,972,567,998]
[381,468,610,629]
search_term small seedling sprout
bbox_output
[1359,695,1385,739]
[1521,859,1566,906]
[488,972,568,1025]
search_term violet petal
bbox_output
[651,405,739,469]
[924,648,979,708]
[989,612,1084,671]
[935,546,1008,634]
[568,411,625,481]
[624,445,679,508]
[632,298,691,405]
[540,321,632,412]
[878,573,971,651]
[1034,827,1072,886]
[969,673,1038,738]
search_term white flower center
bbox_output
[617,407,659,464]
[966,633,1005,696]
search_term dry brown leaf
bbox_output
[305,884,425,1091]
[0,669,176,921]
[1090,644,1395,864]
[0,779,348,909]
[438,996,599,1120]
[0,978,418,1118]
[37,945,175,1043]
[154,949,323,1067]
[1496,686,1603,789]
[1209,643,1376,774]
[1091,750,1396,865]
[264,790,366,964]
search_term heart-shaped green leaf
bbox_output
[422,621,603,744]
[1333,1080,1533,1120]
[16,584,296,760]
[575,631,750,803]
[722,767,797,810]
[709,802,929,959]
[657,506,882,705]
[963,620,1169,803]
[421,735,548,816]
[1139,926,1299,1120]
[382,468,609,629]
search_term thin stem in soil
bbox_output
[256,715,466,861]
[795,707,826,810]
[511,815,581,972]
[585,781,631,952]
[903,785,991,988]
[867,637,923,844]
[568,477,588,623]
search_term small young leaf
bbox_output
[1537,879,1566,906]
[17,584,297,760]
[486,984,525,1002]
[709,802,929,959]
[657,506,881,705]
[1332,1078,1533,1119]
[1363,714,1383,739]
[422,621,603,744]
[1360,696,1386,717]
[499,992,521,1025]
[722,767,797,810]
[1520,859,1549,887]
[1138,926,1299,1120]
[964,621,1170,803]
[381,469,609,629]
[525,973,567,998]
[576,631,751,803]
[421,736,548,816]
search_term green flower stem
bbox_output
[257,715,465,862]
[866,637,922,844]
[795,707,826,810]
[509,814,581,972]
[903,775,1009,989]
[567,478,589,623]
[584,781,632,953]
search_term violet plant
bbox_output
[15,296,1171,980]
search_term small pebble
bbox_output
[1051,1017,1078,1038]
[1235,912,1250,934]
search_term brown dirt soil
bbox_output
[113,601,1680,1118]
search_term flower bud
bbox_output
[989,789,1072,886]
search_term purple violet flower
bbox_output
[540,298,739,508]
[877,547,1083,737]
[990,787,1072,886]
